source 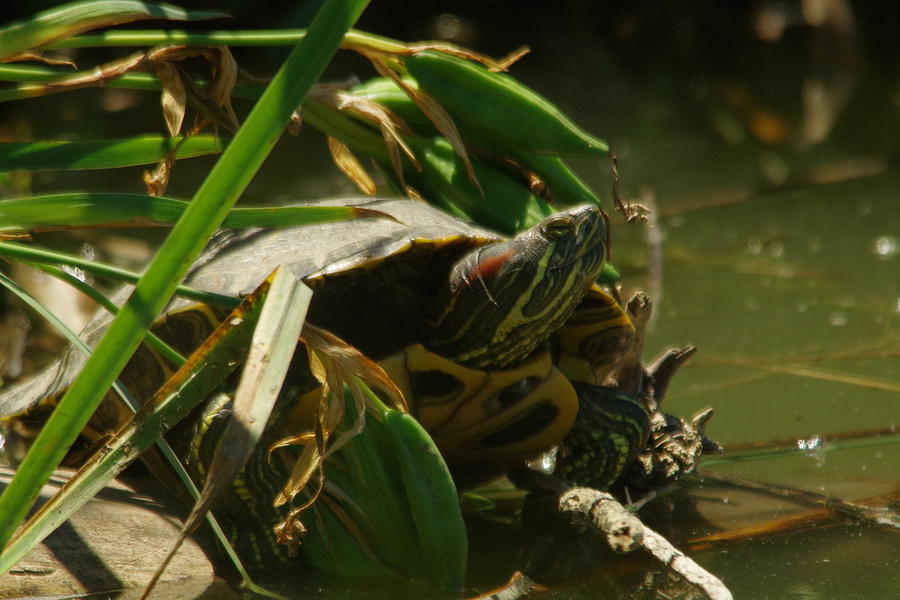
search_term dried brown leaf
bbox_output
[147,46,240,133]
[269,324,405,541]
[142,156,173,196]
[38,51,146,94]
[207,46,239,130]
[403,185,430,204]
[347,39,505,71]
[0,231,32,241]
[11,52,77,69]
[304,324,406,415]
[327,136,377,195]
[370,56,482,194]
[273,443,322,507]
[275,484,324,548]
[154,61,186,136]
[333,92,419,186]
[494,45,531,71]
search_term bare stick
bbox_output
[641,524,734,600]
[558,487,643,553]
[698,470,900,531]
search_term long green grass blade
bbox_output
[0,0,228,61]
[175,268,310,562]
[0,193,379,232]
[0,136,224,171]
[44,28,408,53]
[0,274,272,575]
[0,0,370,552]
[0,65,265,102]
[29,263,185,366]
[0,241,239,309]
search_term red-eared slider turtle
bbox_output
[0,197,648,562]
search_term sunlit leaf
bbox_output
[153,60,186,136]
[0,135,224,171]
[327,136,377,195]
[0,272,271,578]
[0,193,389,233]
[369,56,481,193]
[0,0,228,62]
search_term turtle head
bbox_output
[428,205,607,368]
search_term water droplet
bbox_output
[747,237,762,255]
[80,243,96,261]
[797,435,821,451]
[61,264,87,283]
[528,447,557,474]
[797,435,827,467]
[767,239,785,258]
[874,235,898,258]
[828,312,848,326]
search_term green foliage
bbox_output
[0,0,617,592]
[0,0,370,582]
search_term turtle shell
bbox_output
[182,197,503,360]
[0,198,505,433]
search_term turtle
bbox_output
[181,198,646,473]
[0,197,648,561]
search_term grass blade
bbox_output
[0,241,239,308]
[0,0,228,61]
[0,273,272,575]
[186,268,310,529]
[0,0,370,553]
[0,193,384,233]
[0,136,224,171]
[144,268,310,596]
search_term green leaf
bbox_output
[180,268,310,542]
[0,193,379,232]
[0,0,228,61]
[0,241,239,309]
[0,136,224,171]
[0,273,272,577]
[0,0,370,553]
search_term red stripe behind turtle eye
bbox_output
[467,248,515,283]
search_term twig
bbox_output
[507,467,733,600]
[468,571,547,600]
[641,524,733,600]
[720,426,898,454]
[685,489,900,551]
[696,470,900,530]
[558,487,643,553]
[608,151,651,223]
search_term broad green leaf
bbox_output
[0,0,228,61]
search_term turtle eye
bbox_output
[542,217,574,240]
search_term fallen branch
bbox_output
[504,467,733,600]
[641,524,733,600]
[558,487,642,553]
[696,470,900,531]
